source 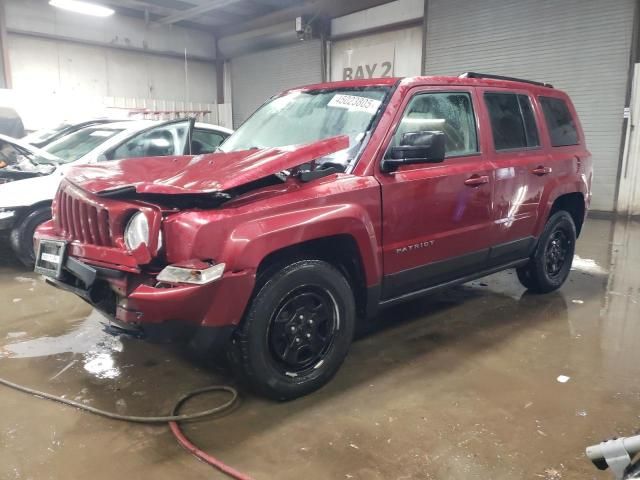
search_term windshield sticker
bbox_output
[90,130,115,137]
[328,94,382,114]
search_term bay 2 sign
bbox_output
[339,43,395,81]
[343,61,393,80]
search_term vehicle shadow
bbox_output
[0,240,25,271]
[0,270,573,472]
[161,282,572,458]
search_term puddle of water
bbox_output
[1,310,121,360]
[83,352,120,379]
[571,255,608,275]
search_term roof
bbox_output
[80,120,230,133]
[296,75,558,93]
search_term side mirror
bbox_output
[381,130,446,173]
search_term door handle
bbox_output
[531,166,553,176]
[464,175,490,186]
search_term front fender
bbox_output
[221,203,382,286]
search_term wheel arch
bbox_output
[537,182,587,238]
[254,234,370,319]
[12,200,52,226]
[548,192,585,237]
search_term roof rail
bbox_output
[459,72,553,88]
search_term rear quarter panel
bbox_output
[533,90,592,237]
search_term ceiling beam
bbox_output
[155,0,246,25]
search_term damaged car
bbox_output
[34,75,592,400]
[1,118,231,266]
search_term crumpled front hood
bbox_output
[65,136,349,196]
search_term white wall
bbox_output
[5,0,216,60]
[330,26,423,81]
[2,0,220,129]
[617,63,640,216]
[7,34,217,103]
[331,0,423,37]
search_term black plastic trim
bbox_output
[365,283,382,319]
[383,248,489,299]
[65,256,97,288]
[379,258,529,309]
[488,236,536,263]
[381,236,536,300]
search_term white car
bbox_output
[0,118,232,266]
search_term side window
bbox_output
[110,121,190,160]
[392,92,478,157]
[539,96,579,146]
[485,93,540,150]
[191,129,226,155]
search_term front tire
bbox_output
[516,211,576,294]
[10,207,51,268]
[228,260,356,400]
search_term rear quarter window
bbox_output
[539,96,579,147]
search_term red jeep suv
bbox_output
[34,73,592,400]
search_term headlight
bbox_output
[0,209,16,220]
[124,212,149,250]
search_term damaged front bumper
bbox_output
[41,251,252,350]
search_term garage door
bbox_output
[230,40,322,128]
[425,0,636,212]
[330,26,422,81]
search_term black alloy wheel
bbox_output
[228,259,356,400]
[516,210,576,294]
[268,286,338,375]
[544,229,570,279]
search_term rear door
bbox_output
[375,86,495,299]
[479,88,549,256]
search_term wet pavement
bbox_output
[1,217,639,479]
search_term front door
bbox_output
[375,86,495,299]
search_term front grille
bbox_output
[56,187,113,246]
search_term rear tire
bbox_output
[10,207,51,268]
[516,211,576,294]
[228,259,356,401]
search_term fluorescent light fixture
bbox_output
[49,0,115,17]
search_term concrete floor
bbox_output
[1,217,639,480]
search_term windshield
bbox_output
[220,87,390,168]
[43,127,124,163]
[23,123,71,145]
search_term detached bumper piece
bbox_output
[156,261,225,285]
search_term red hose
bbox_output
[0,376,252,480]
[169,421,253,480]
[169,385,254,480]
